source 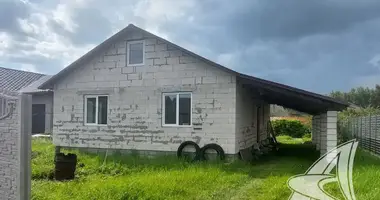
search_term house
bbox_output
[39,24,348,157]
[0,67,53,134]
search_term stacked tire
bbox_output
[177,141,225,161]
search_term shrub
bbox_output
[302,133,311,139]
[271,119,311,138]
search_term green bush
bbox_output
[271,119,311,138]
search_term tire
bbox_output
[177,141,201,161]
[200,143,225,161]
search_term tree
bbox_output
[330,84,380,108]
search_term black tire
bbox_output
[177,141,201,161]
[200,143,225,161]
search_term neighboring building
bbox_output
[39,24,348,156]
[0,67,53,134]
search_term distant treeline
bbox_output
[330,85,380,108]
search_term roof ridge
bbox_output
[0,66,46,76]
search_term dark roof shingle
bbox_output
[0,67,45,91]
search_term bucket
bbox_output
[54,153,77,181]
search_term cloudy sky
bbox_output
[2,0,380,93]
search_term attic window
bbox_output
[127,40,145,66]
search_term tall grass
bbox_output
[31,138,380,200]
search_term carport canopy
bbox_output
[238,74,349,115]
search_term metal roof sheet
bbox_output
[0,67,45,92]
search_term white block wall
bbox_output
[52,30,239,154]
[235,82,270,152]
[312,111,337,156]
[326,111,338,152]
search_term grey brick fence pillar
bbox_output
[0,91,32,200]
[18,94,32,200]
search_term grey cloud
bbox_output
[7,54,62,75]
[49,7,112,45]
[154,0,380,93]
[194,0,380,43]
[0,0,30,38]
[48,0,140,45]
[4,0,380,94]
[159,0,380,55]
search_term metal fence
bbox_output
[340,115,380,155]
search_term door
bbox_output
[32,104,45,134]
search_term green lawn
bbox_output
[32,137,380,200]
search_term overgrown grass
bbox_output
[276,135,311,144]
[32,138,380,200]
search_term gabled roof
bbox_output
[39,24,349,114]
[39,24,238,89]
[0,67,45,92]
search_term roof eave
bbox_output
[238,74,349,108]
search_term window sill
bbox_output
[127,63,144,67]
[85,124,108,127]
[162,125,192,128]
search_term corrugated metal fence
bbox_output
[340,115,380,154]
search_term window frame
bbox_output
[84,95,109,126]
[127,40,145,66]
[162,92,192,127]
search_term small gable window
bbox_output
[127,40,145,66]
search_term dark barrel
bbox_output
[54,153,77,181]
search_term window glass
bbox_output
[164,94,177,124]
[128,42,144,65]
[86,98,96,124]
[179,94,191,125]
[98,96,108,125]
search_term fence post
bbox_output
[351,118,354,139]
[369,115,372,153]
[360,117,363,148]
[356,117,358,142]
[377,115,379,155]
[353,117,356,139]
[17,94,32,200]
